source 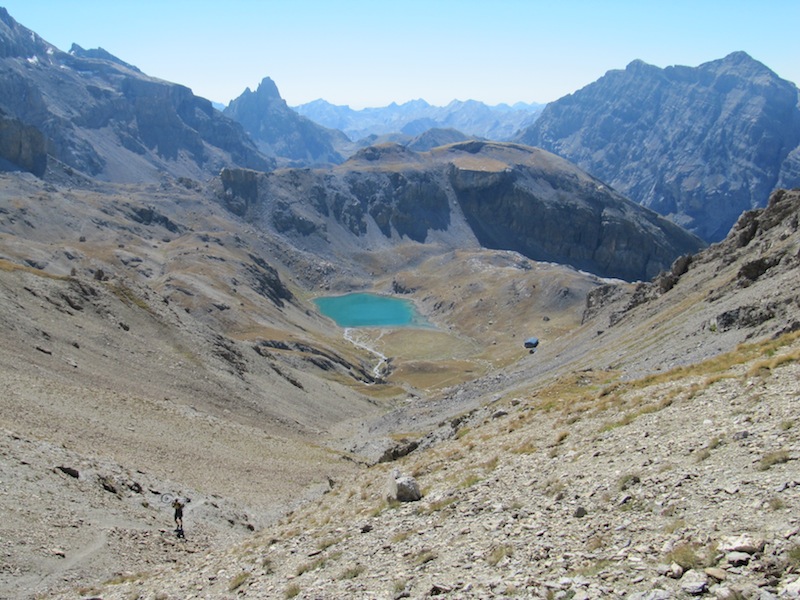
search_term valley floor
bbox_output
[53,333,800,599]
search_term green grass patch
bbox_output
[419,496,458,514]
[391,529,415,543]
[788,544,800,568]
[0,258,69,279]
[459,473,483,489]
[316,535,344,551]
[110,282,155,314]
[295,551,341,576]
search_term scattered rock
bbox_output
[56,465,80,479]
[430,583,453,595]
[719,534,765,554]
[726,551,751,567]
[97,475,118,495]
[704,567,728,582]
[668,562,684,579]
[628,591,672,600]
[778,578,800,597]
[681,569,709,595]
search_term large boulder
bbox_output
[386,469,421,502]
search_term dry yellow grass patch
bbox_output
[391,359,487,390]
[0,257,69,279]
[449,155,511,172]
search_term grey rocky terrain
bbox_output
[1,176,797,598]
[32,191,800,600]
[0,8,270,182]
[1,8,799,600]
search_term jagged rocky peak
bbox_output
[224,76,345,166]
[712,50,775,77]
[68,43,141,72]
[247,76,284,103]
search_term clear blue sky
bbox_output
[4,1,799,109]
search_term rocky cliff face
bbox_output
[0,112,47,175]
[224,77,346,167]
[216,141,705,281]
[517,52,800,242]
[0,8,272,182]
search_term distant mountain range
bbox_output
[222,82,543,166]
[293,98,544,142]
[0,7,699,282]
[3,4,799,249]
[517,52,800,242]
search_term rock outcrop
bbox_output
[585,188,800,334]
[518,52,800,242]
[0,113,47,175]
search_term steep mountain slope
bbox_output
[49,192,800,600]
[224,77,348,167]
[0,164,613,598]
[294,97,544,142]
[217,141,704,281]
[517,52,800,242]
[0,169,390,598]
[0,8,271,182]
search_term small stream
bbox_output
[344,328,388,379]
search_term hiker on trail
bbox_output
[172,498,184,530]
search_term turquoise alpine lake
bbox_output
[313,293,426,328]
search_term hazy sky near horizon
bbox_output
[4,1,799,109]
